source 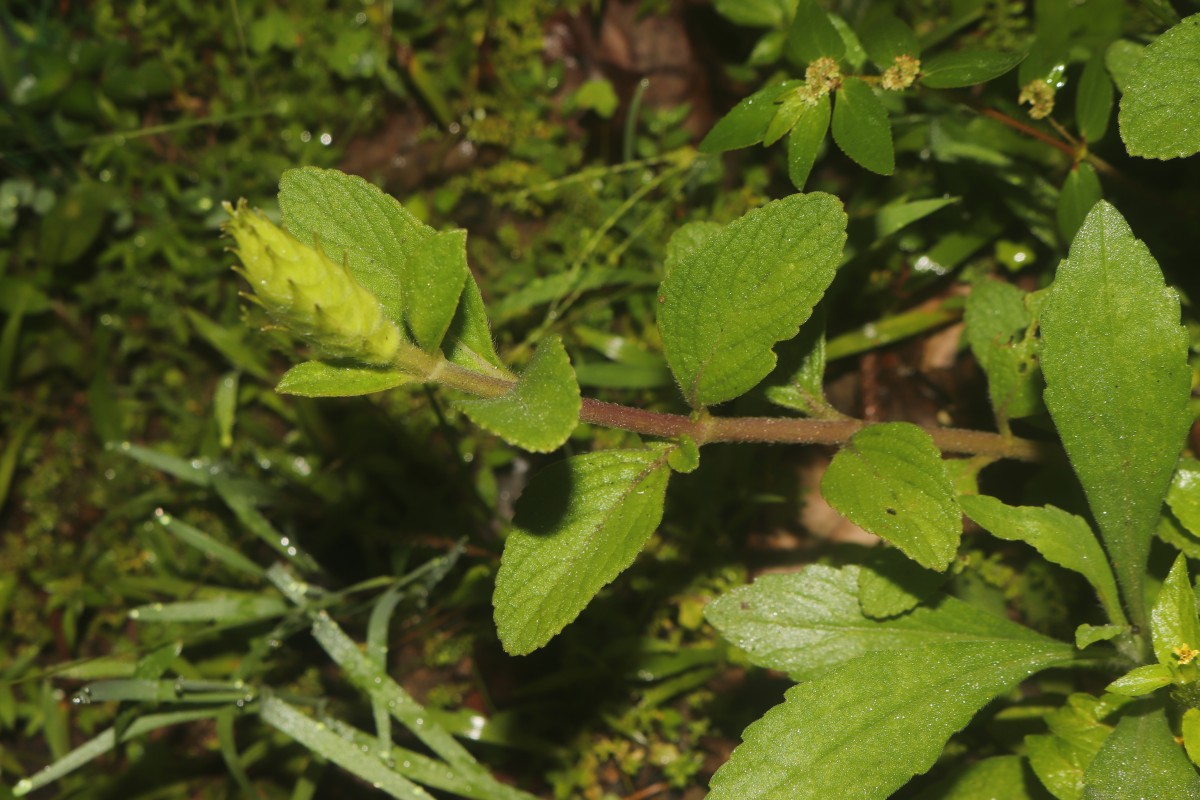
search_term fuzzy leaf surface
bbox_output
[494,447,671,655]
[1026,692,1128,800]
[279,167,435,328]
[919,49,1027,88]
[403,229,468,352]
[708,641,1073,800]
[453,335,579,453]
[1119,14,1200,159]
[705,565,1054,680]
[1150,554,1200,667]
[443,273,505,374]
[276,361,411,397]
[1081,702,1200,798]
[960,495,1122,626]
[658,193,846,408]
[821,423,961,570]
[831,78,894,175]
[1040,201,1191,623]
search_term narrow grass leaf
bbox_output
[13,709,220,796]
[276,360,411,397]
[709,641,1074,800]
[259,696,434,800]
[216,707,258,798]
[960,495,1124,626]
[831,78,895,175]
[1041,201,1191,626]
[1118,14,1200,159]
[156,512,265,578]
[705,564,1059,679]
[821,423,961,571]
[453,334,580,452]
[129,595,287,623]
[658,193,846,408]
[495,447,672,655]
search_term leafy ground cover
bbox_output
[4,0,1200,798]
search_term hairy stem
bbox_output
[425,357,1050,462]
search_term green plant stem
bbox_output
[420,354,1050,462]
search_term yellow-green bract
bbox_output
[223,200,404,366]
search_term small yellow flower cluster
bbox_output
[882,54,921,91]
[1019,79,1056,120]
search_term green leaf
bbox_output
[1040,201,1191,626]
[444,273,505,373]
[1150,554,1200,667]
[762,92,807,146]
[1119,14,1200,159]
[403,229,469,352]
[964,278,1042,424]
[276,361,411,397]
[1167,458,1200,538]
[857,547,942,618]
[699,81,803,153]
[959,495,1124,626]
[712,0,790,28]
[708,641,1073,800]
[705,564,1056,680]
[763,305,832,418]
[1026,692,1128,800]
[1104,40,1144,95]
[1077,55,1114,143]
[785,93,831,189]
[1075,623,1126,649]
[784,0,844,66]
[925,756,1038,799]
[1105,664,1174,696]
[919,49,1028,89]
[831,78,895,175]
[452,335,580,453]
[1184,708,1200,767]
[664,221,722,278]
[658,193,846,408]
[1081,702,1200,798]
[279,167,436,328]
[1056,164,1102,246]
[857,10,920,68]
[821,423,961,570]
[494,447,672,655]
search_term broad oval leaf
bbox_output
[1081,702,1200,798]
[276,361,410,397]
[709,641,1074,800]
[857,10,919,68]
[831,78,894,175]
[821,423,961,571]
[785,93,831,190]
[1168,458,1200,537]
[698,80,802,154]
[960,495,1124,626]
[705,564,1056,680]
[494,447,672,655]
[657,193,846,408]
[1119,14,1200,160]
[279,167,436,328]
[452,334,580,453]
[1041,201,1191,625]
[919,49,1027,89]
[1057,163,1102,246]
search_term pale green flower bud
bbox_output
[223,200,403,366]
